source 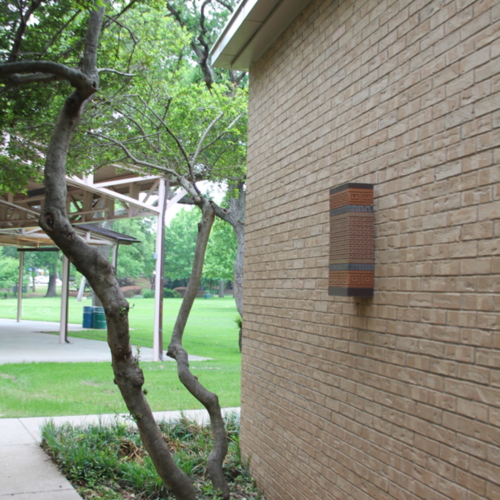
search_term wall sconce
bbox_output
[329,183,374,297]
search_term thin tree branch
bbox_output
[39,10,81,59]
[199,0,211,37]
[215,0,233,12]
[90,132,177,176]
[8,0,44,62]
[110,109,159,151]
[166,3,185,28]
[191,111,223,166]
[123,98,163,131]
[163,124,191,172]
[198,112,243,155]
[166,1,214,89]
[103,0,141,29]
[159,96,172,132]
[103,16,139,71]
[97,68,136,77]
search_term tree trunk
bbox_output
[232,220,244,318]
[167,198,230,500]
[92,244,109,307]
[180,185,245,317]
[37,7,196,500]
[45,260,58,297]
[45,272,58,297]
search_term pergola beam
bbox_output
[0,199,40,216]
[94,174,161,189]
[66,176,160,214]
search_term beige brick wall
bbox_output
[241,0,500,498]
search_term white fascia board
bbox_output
[211,0,268,69]
[211,0,314,70]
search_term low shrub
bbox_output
[142,289,154,299]
[118,277,136,287]
[120,285,142,298]
[173,286,187,298]
[163,288,180,299]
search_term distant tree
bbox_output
[0,249,19,290]
[38,252,60,297]
[204,216,237,282]
[164,208,198,282]
[12,250,60,295]
[111,218,156,280]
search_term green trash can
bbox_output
[93,306,107,329]
[82,306,94,328]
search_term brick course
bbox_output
[241,0,500,498]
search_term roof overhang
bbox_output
[211,0,314,70]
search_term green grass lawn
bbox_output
[0,296,241,418]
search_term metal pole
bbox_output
[59,255,70,344]
[16,251,24,322]
[112,243,119,273]
[153,177,168,361]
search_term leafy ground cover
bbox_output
[42,414,264,499]
[0,296,241,417]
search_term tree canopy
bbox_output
[0,0,247,194]
[0,0,107,191]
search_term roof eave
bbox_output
[211,0,314,71]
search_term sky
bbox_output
[164,180,226,225]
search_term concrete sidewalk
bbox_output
[0,318,208,364]
[1,408,240,499]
